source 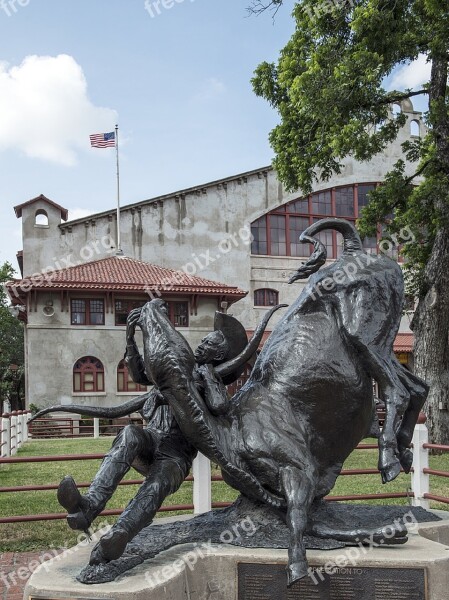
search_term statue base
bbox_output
[24,506,449,600]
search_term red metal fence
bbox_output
[0,442,417,524]
[422,441,449,505]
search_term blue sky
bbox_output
[0,0,429,274]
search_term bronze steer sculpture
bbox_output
[137,218,428,586]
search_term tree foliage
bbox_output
[0,262,24,411]
[252,0,449,443]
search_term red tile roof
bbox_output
[247,330,414,352]
[7,255,247,298]
[14,194,68,221]
[393,333,414,352]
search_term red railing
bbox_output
[422,441,449,505]
[326,492,412,502]
[423,443,449,452]
[0,453,106,463]
[0,442,412,524]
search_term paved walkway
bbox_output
[0,551,63,600]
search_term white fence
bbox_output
[1,411,31,457]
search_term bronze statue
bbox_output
[31,218,430,587]
[133,218,429,585]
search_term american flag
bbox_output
[90,131,115,148]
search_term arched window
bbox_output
[35,209,49,226]
[254,289,279,307]
[251,183,379,258]
[117,359,147,392]
[73,356,104,393]
[410,120,420,137]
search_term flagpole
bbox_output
[115,123,123,255]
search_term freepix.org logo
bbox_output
[0,0,30,17]
[144,0,195,19]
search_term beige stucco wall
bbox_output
[25,292,221,409]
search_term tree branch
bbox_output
[404,159,432,186]
[247,0,283,17]
[387,160,433,212]
[375,89,428,106]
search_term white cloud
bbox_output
[0,54,117,166]
[389,54,431,90]
[194,77,226,102]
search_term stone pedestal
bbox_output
[24,513,449,600]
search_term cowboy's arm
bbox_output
[196,364,229,416]
[142,388,170,430]
[125,308,152,386]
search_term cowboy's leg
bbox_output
[89,456,189,565]
[58,425,156,530]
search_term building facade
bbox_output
[8,100,422,409]
[8,254,246,410]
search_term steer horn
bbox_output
[215,304,288,378]
[289,218,364,284]
[300,218,363,253]
[28,392,151,423]
[288,236,327,283]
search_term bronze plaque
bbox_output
[238,563,427,599]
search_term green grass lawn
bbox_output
[0,437,448,552]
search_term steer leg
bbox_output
[394,362,429,472]
[335,286,410,483]
[344,336,409,483]
[360,352,409,483]
[280,465,316,587]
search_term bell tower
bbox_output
[14,194,68,277]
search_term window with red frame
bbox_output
[168,301,189,327]
[73,356,104,393]
[251,183,379,258]
[117,359,147,392]
[115,299,146,326]
[114,299,189,327]
[71,299,105,325]
[254,289,279,307]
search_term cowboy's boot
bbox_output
[57,476,97,533]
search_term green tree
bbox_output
[0,262,24,411]
[252,1,449,443]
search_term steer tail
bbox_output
[28,393,150,423]
[289,218,364,283]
